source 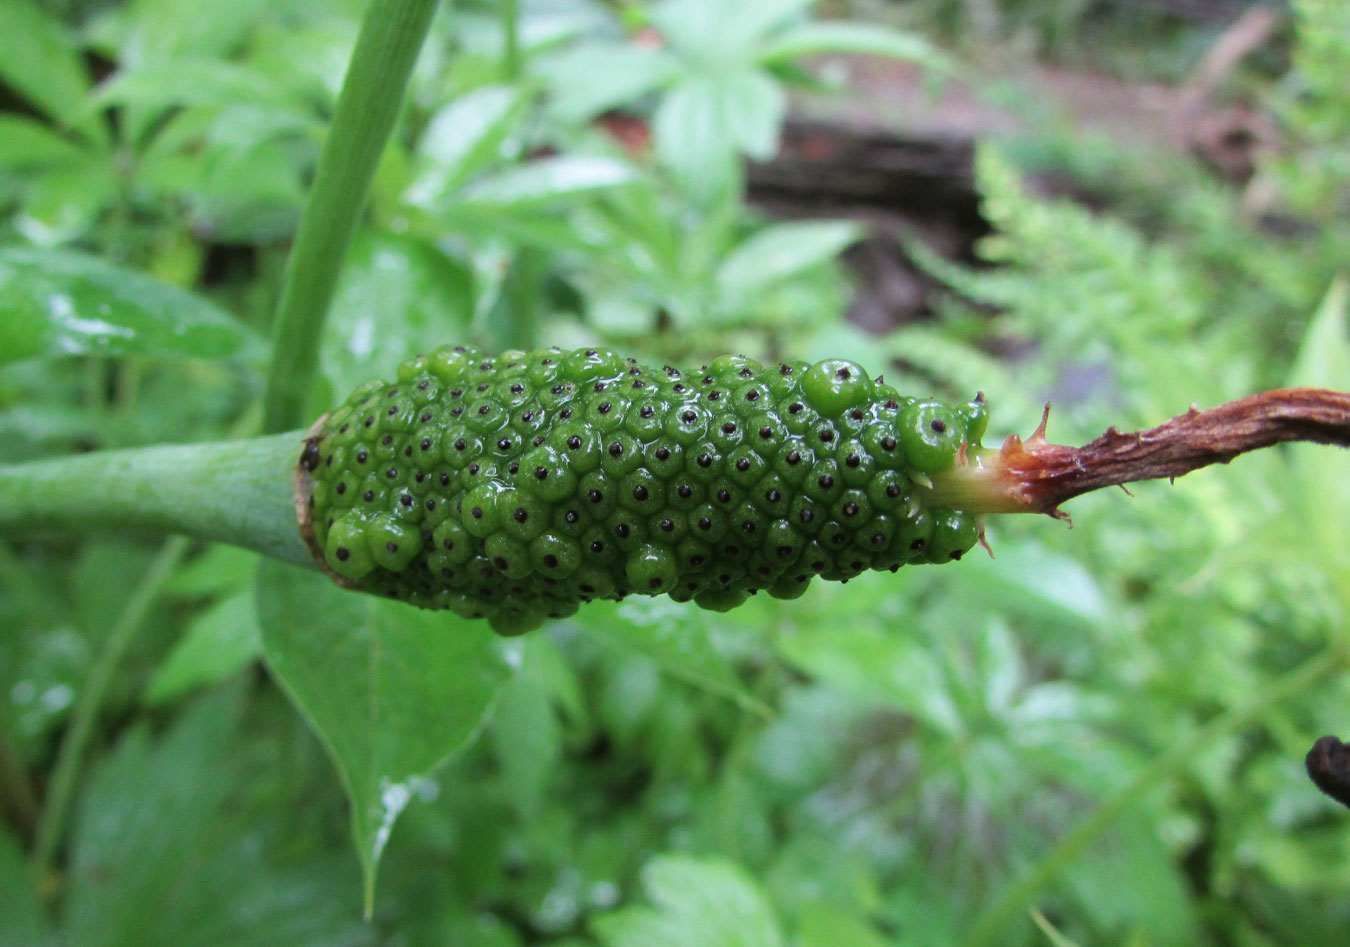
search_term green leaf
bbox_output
[0,115,89,171]
[321,229,475,400]
[489,637,561,818]
[759,22,951,71]
[403,84,534,207]
[256,561,510,908]
[11,160,118,245]
[1287,275,1350,390]
[653,70,783,204]
[594,853,785,947]
[532,43,682,122]
[64,689,240,945]
[0,0,104,144]
[581,599,771,718]
[776,623,959,734]
[715,220,860,304]
[63,687,372,947]
[459,155,638,208]
[1285,276,1350,571]
[92,60,298,114]
[146,589,263,705]
[652,0,812,63]
[0,247,261,364]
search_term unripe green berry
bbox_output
[300,345,992,633]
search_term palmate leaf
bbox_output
[256,562,510,909]
[0,247,262,364]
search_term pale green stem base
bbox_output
[0,434,313,568]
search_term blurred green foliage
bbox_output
[1,1,1348,945]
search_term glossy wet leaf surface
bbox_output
[0,247,261,365]
[255,561,509,907]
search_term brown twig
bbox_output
[926,388,1350,516]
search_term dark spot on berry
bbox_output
[742,521,756,533]
[510,384,523,394]
[588,489,603,503]
[560,408,573,419]
[386,468,398,479]
[885,483,901,498]
[493,557,508,570]
[336,547,350,561]
[930,419,947,433]
[709,391,721,400]
[598,403,611,414]
[777,545,792,557]
[455,439,467,451]
[656,446,670,460]
[382,435,393,446]
[514,509,529,523]
[640,406,654,418]
[534,467,548,480]
[499,438,512,450]
[614,523,630,538]
[363,490,375,502]
[819,430,834,443]
[590,540,604,552]
[335,482,346,494]
[799,509,814,524]
[386,541,399,553]
[818,474,834,488]
[677,484,692,499]
[421,438,432,451]
[846,454,860,468]
[565,510,579,524]
[717,489,731,503]
[508,463,519,474]
[843,502,859,516]
[594,382,607,392]
[746,390,759,401]
[660,519,674,532]
[722,422,737,434]
[911,539,925,550]
[400,494,413,507]
[633,485,648,501]
[609,442,623,457]
[697,453,712,467]
[471,507,483,519]
[735,459,750,472]
[789,403,803,414]
[649,577,663,589]
[543,554,559,568]
[440,473,451,485]
[698,517,711,530]
[567,435,582,450]
[881,436,897,451]
[765,488,781,503]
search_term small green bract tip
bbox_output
[300,345,987,633]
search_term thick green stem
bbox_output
[262,0,439,433]
[0,434,312,568]
[33,537,190,884]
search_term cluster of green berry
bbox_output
[299,345,988,634]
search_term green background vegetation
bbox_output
[1,0,1348,944]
